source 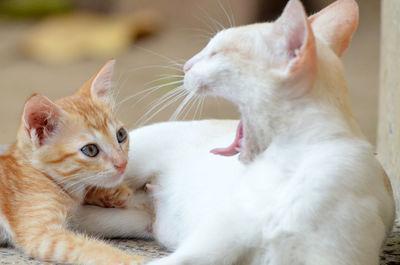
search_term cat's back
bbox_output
[0,146,21,245]
[0,145,37,192]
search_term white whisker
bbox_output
[144,75,184,87]
[193,95,204,120]
[181,96,198,121]
[169,92,196,121]
[135,86,186,125]
[193,13,219,35]
[217,0,233,28]
[117,79,183,108]
[133,45,186,68]
[198,6,225,32]
[137,89,188,127]
[226,0,236,27]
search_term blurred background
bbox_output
[0,0,379,144]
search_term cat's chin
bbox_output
[210,120,243,157]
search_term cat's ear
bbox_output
[78,59,116,105]
[22,94,64,146]
[272,0,317,76]
[309,0,358,57]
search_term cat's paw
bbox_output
[85,183,133,208]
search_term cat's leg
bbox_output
[72,204,153,239]
[72,190,153,239]
[12,199,146,265]
[149,218,247,265]
[15,226,146,265]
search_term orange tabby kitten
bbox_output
[0,60,145,265]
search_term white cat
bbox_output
[74,0,395,264]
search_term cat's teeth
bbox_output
[235,147,241,152]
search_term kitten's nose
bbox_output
[114,160,127,174]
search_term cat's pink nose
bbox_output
[183,62,193,73]
[114,160,127,174]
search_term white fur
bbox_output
[71,191,153,239]
[74,1,395,264]
[0,211,13,246]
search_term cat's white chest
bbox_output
[127,120,394,265]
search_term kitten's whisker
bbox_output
[112,85,122,110]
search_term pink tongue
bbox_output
[210,121,243,156]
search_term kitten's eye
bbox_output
[117,127,127,143]
[81,144,99,157]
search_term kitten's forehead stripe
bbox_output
[57,96,115,136]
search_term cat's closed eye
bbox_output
[81,144,99,157]
[210,51,218,57]
[117,127,128,143]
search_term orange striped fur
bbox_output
[0,60,145,265]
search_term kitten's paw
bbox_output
[128,256,147,265]
[85,183,133,208]
[146,260,171,265]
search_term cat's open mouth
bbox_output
[210,121,243,156]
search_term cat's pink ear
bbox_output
[309,0,358,57]
[90,59,115,104]
[22,94,64,146]
[272,0,316,76]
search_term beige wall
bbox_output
[378,0,400,216]
[0,0,380,144]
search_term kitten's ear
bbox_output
[272,0,317,76]
[309,0,358,57]
[22,94,64,146]
[78,59,116,105]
